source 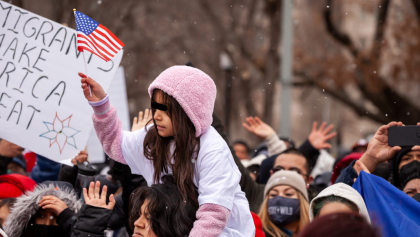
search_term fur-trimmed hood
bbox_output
[4,183,82,237]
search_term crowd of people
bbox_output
[0,65,419,237]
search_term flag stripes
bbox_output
[75,11,124,62]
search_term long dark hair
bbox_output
[129,175,199,237]
[144,89,200,205]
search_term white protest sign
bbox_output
[0,2,123,162]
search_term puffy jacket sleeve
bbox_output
[56,208,77,235]
[265,133,287,156]
[299,139,320,169]
[310,149,335,178]
[189,203,230,237]
[335,160,358,186]
[90,95,126,164]
[71,204,113,237]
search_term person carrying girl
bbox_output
[79,65,255,236]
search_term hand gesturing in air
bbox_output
[83,181,116,210]
[132,109,153,132]
[308,121,337,150]
[242,117,276,140]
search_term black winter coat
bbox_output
[57,204,113,237]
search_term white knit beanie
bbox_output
[264,170,308,201]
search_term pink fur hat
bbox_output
[148,66,217,137]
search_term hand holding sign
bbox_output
[79,73,106,102]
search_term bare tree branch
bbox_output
[412,0,420,22]
[198,0,264,73]
[371,0,390,59]
[198,0,259,117]
[321,0,420,124]
[245,0,257,30]
[294,72,389,124]
[324,0,358,57]
[262,0,281,124]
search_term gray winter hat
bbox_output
[4,182,82,237]
[264,170,308,201]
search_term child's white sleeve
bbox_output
[121,125,154,183]
[196,148,241,210]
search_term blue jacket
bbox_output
[31,154,61,183]
[335,160,358,186]
[353,171,420,237]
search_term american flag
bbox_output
[74,11,124,62]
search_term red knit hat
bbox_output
[0,174,37,199]
[251,212,266,237]
[331,152,363,184]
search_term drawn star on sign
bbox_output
[39,113,81,154]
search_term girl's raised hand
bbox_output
[83,181,116,210]
[79,72,106,102]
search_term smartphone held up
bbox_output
[388,125,420,147]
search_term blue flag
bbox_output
[353,171,420,237]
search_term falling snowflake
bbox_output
[39,113,81,154]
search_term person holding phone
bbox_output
[335,121,406,186]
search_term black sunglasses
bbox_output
[151,102,167,111]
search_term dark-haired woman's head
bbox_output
[297,212,380,237]
[129,176,198,237]
[312,195,358,218]
[144,89,200,205]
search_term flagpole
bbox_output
[82,51,92,97]
[74,8,92,97]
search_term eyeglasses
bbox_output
[271,167,308,177]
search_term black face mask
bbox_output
[373,162,391,180]
[412,193,420,203]
[399,160,420,187]
[267,196,300,226]
[22,224,68,237]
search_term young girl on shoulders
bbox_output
[79,66,254,236]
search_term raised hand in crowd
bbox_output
[71,151,89,166]
[242,116,276,140]
[358,121,403,173]
[0,139,24,158]
[132,109,153,132]
[83,181,116,210]
[39,195,69,215]
[79,72,107,102]
[308,121,337,150]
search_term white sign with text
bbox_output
[0,2,123,162]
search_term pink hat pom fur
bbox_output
[148,66,217,137]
